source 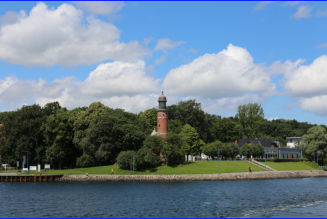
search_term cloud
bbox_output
[0,10,25,25]
[293,6,312,19]
[285,1,302,6]
[164,44,275,99]
[0,2,150,67]
[317,43,327,48]
[255,1,275,10]
[283,55,327,97]
[144,37,153,46]
[0,61,159,113]
[316,9,327,17]
[82,61,159,96]
[155,38,185,51]
[281,55,327,115]
[74,1,124,15]
[201,94,263,115]
[299,95,327,115]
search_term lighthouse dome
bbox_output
[158,91,167,102]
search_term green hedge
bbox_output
[255,158,308,162]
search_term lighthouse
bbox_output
[157,91,168,138]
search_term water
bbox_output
[0,177,326,218]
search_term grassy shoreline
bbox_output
[0,160,321,175]
[1,161,265,175]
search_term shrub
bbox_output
[135,146,161,170]
[221,143,240,160]
[117,151,134,170]
[163,134,185,166]
[143,135,165,155]
[76,153,95,168]
[201,141,222,158]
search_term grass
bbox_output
[0,161,265,175]
[260,161,320,171]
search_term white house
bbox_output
[286,137,303,148]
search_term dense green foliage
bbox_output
[0,100,320,169]
[240,144,264,158]
[162,134,185,166]
[301,126,327,165]
[117,151,134,170]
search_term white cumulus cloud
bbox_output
[164,44,275,99]
[155,38,185,51]
[74,1,124,15]
[82,61,159,96]
[283,55,327,97]
[0,2,149,67]
[0,61,159,113]
[281,55,327,115]
[293,6,312,19]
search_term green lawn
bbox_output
[0,161,265,175]
[260,161,319,171]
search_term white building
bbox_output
[286,137,303,148]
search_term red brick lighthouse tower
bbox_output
[157,91,168,138]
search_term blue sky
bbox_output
[1,1,327,125]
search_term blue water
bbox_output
[0,177,326,218]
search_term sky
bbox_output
[1,1,327,125]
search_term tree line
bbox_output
[0,100,323,169]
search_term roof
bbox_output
[158,91,167,102]
[237,139,279,148]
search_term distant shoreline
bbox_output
[57,170,327,182]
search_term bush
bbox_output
[117,151,134,170]
[240,144,264,158]
[76,154,95,168]
[143,135,165,155]
[201,141,222,158]
[221,143,240,160]
[135,146,161,170]
[163,134,185,166]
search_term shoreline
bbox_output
[57,170,327,182]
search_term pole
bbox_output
[316,151,318,167]
[217,147,219,174]
[265,153,267,169]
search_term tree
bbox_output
[301,126,327,164]
[168,119,183,134]
[220,143,240,160]
[74,104,145,166]
[236,103,264,138]
[135,146,161,170]
[143,135,165,155]
[117,150,134,170]
[76,153,95,168]
[180,124,204,160]
[213,118,242,142]
[201,140,223,158]
[162,134,185,166]
[240,144,264,158]
[138,108,157,135]
[0,104,47,166]
[168,100,210,142]
[73,102,110,152]
[42,108,77,169]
